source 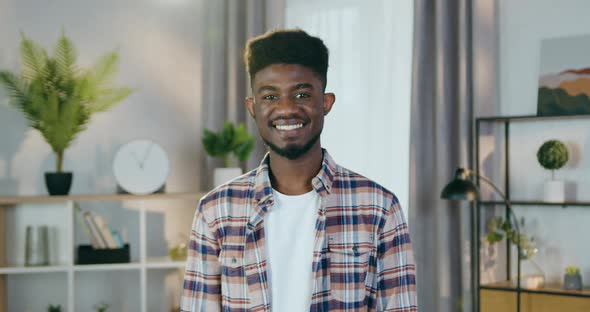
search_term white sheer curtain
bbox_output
[285,0,414,216]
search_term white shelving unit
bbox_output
[0,192,202,312]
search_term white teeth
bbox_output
[275,123,303,131]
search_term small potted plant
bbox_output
[48,304,62,312]
[564,266,583,290]
[0,31,131,195]
[202,121,254,187]
[536,139,569,202]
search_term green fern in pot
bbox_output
[0,31,131,195]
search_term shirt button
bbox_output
[352,246,358,252]
[232,257,237,264]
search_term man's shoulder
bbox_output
[197,168,257,215]
[332,165,399,210]
[333,165,396,199]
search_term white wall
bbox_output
[285,0,414,218]
[490,0,590,285]
[0,0,207,310]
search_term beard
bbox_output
[262,132,321,160]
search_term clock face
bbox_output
[113,139,170,195]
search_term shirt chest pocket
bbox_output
[328,233,374,303]
[219,249,250,307]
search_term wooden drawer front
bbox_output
[481,289,516,312]
[522,293,590,312]
[481,289,590,312]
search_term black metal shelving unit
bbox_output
[474,114,590,312]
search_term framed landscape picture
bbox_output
[538,34,590,116]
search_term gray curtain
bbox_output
[200,0,284,189]
[409,0,474,311]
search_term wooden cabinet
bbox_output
[481,288,590,312]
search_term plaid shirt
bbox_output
[181,150,417,311]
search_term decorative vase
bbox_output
[213,167,242,187]
[44,172,73,195]
[564,274,583,290]
[519,258,545,289]
[25,225,49,266]
[543,180,564,203]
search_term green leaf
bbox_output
[501,219,512,232]
[201,121,255,165]
[91,52,119,89]
[234,137,254,162]
[486,232,504,244]
[54,31,77,77]
[19,33,49,83]
[88,87,132,113]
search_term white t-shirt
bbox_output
[265,189,320,311]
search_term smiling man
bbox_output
[181,29,417,312]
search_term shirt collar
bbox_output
[249,149,337,228]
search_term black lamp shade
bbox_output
[440,168,479,201]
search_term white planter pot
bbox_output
[544,180,565,203]
[213,167,243,187]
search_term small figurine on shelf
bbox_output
[48,304,62,312]
[168,233,188,261]
[564,266,583,290]
[94,302,110,312]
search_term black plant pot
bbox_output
[44,172,73,195]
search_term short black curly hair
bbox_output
[244,29,329,90]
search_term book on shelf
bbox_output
[82,211,108,249]
[92,214,120,249]
[74,203,100,249]
[75,203,125,249]
[111,230,124,247]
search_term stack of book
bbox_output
[74,203,126,249]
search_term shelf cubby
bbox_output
[0,192,202,312]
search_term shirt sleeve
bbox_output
[181,202,222,311]
[375,199,418,311]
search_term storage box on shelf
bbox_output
[0,192,202,312]
[475,114,590,312]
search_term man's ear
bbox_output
[323,93,336,116]
[245,97,256,119]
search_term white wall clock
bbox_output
[113,139,170,195]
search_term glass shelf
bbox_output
[481,281,590,299]
[477,114,590,123]
[478,200,590,207]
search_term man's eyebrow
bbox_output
[257,85,279,93]
[293,83,314,90]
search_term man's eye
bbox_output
[262,94,278,101]
[294,93,310,99]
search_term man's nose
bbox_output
[276,96,298,113]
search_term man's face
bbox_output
[246,64,335,160]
